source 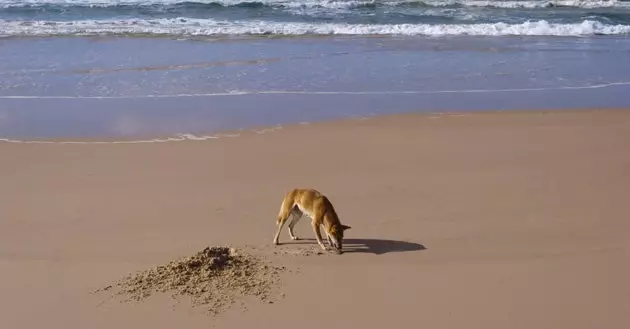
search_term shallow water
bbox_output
[0,35,629,139]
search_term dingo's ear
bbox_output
[341,225,351,231]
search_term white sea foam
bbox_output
[0,133,220,144]
[0,127,287,144]
[0,18,628,36]
[0,0,627,9]
[428,0,628,9]
[2,81,629,100]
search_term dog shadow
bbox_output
[343,238,426,255]
[288,238,426,255]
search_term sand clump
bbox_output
[97,246,288,315]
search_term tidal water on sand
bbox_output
[1,0,629,139]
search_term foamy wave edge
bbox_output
[0,133,223,144]
[0,0,627,10]
[435,0,627,9]
[0,127,284,144]
[1,19,629,36]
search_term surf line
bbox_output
[0,127,285,145]
[0,133,223,145]
[1,81,629,100]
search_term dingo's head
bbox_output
[329,224,352,254]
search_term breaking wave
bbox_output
[0,0,628,10]
[1,18,629,37]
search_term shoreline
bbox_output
[1,107,628,144]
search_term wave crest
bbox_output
[1,18,629,36]
[1,0,628,10]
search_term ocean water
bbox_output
[1,0,630,37]
[1,1,630,140]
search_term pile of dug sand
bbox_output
[96,246,288,315]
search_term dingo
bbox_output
[272,188,351,254]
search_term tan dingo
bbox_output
[272,188,351,254]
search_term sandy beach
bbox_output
[1,108,629,329]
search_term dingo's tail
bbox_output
[277,193,293,224]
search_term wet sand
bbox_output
[1,108,629,328]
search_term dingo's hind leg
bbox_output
[273,198,294,245]
[287,210,302,240]
[273,214,289,245]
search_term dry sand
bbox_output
[1,108,629,329]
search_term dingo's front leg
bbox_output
[326,232,334,246]
[312,221,328,251]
